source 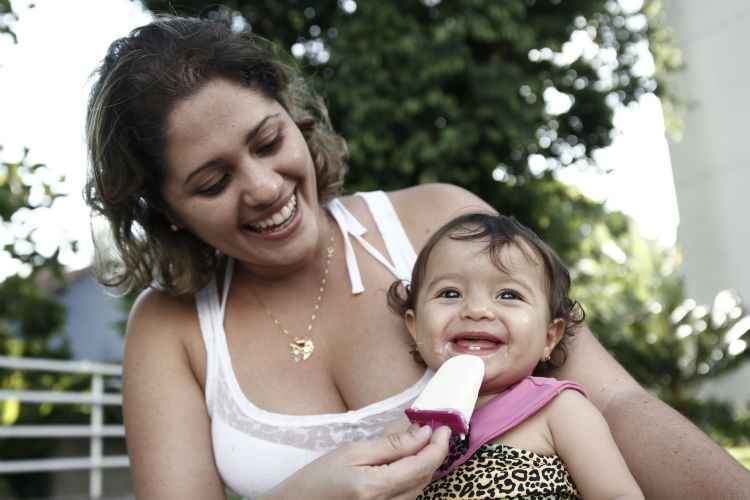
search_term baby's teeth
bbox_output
[272,212,285,225]
[281,205,291,220]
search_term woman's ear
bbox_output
[404,309,417,341]
[543,318,565,361]
[164,211,184,231]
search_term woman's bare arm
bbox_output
[123,290,226,500]
[553,326,750,499]
[549,390,643,500]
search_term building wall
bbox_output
[666,0,750,303]
[57,272,126,362]
[665,0,750,404]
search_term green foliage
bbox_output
[569,218,750,443]
[140,0,668,256]
[2,11,123,496]
[1,149,68,270]
[0,0,17,42]
[137,0,749,442]
[728,447,750,470]
[0,152,89,497]
[0,154,70,366]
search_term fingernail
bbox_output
[438,426,453,437]
[416,425,432,439]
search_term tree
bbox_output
[0,151,90,497]
[137,0,749,443]
[569,213,750,444]
[0,0,17,41]
[0,8,90,495]
[139,0,675,253]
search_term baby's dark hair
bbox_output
[387,212,584,374]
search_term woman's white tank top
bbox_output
[194,191,431,498]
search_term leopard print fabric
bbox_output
[418,443,581,499]
[438,425,471,473]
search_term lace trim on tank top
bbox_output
[213,362,431,451]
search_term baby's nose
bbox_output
[461,301,496,321]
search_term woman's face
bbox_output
[160,78,324,278]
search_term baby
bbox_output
[388,213,643,500]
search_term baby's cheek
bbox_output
[429,335,449,357]
[414,333,447,369]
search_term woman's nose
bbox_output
[240,162,283,207]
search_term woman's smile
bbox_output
[243,190,301,239]
[246,192,296,231]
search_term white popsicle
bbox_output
[405,354,485,439]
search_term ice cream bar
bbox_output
[405,354,485,439]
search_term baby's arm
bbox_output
[548,389,644,500]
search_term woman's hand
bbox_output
[263,424,451,500]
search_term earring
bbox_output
[543,353,551,362]
[170,224,179,232]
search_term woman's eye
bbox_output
[257,133,283,155]
[438,289,461,299]
[497,289,522,300]
[197,174,230,196]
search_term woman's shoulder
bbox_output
[387,182,491,210]
[123,287,207,386]
[387,183,496,249]
[126,288,198,349]
[335,184,495,251]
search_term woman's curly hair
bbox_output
[387,213,585,375]
[85,12,348,295]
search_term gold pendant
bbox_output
[290,338,314,362]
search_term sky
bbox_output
[0,0,680,280]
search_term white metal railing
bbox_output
[0,355,129,499]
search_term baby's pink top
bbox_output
[434,376,587,479]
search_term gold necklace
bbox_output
[253,233,335,362]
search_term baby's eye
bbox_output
[497,289,522,300]
[437,288,461,299]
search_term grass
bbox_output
[727,446,750,469]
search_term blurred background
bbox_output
[0,0,748,498]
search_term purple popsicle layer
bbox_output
[406,354,485,439]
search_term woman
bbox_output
[85,14,750,500]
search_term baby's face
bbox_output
[405,237,563,395]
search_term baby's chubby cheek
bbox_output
[423,335,451,366]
